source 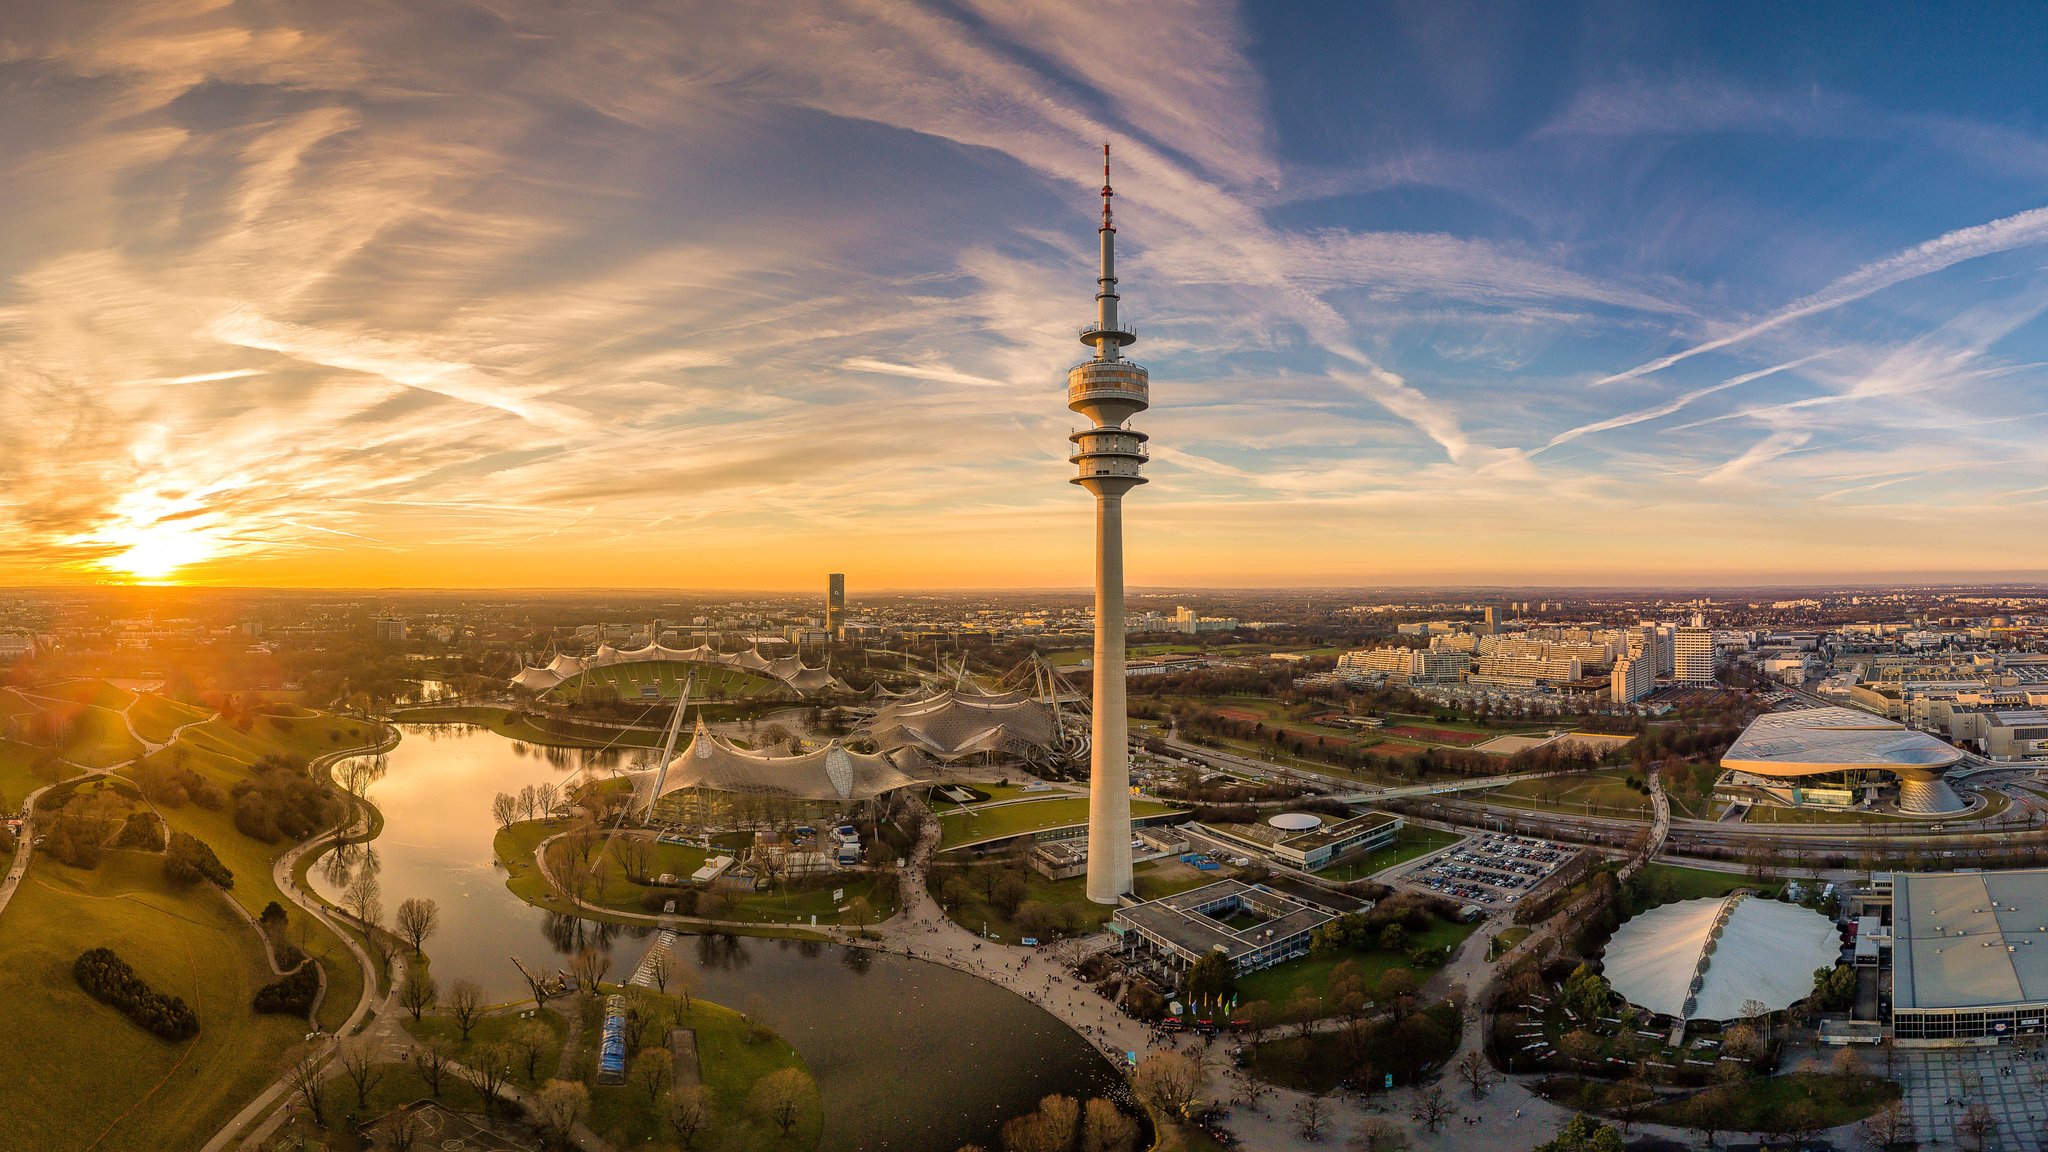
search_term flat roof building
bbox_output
[1890,869,2048,1042]
[1112,879,1342,977]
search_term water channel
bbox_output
[308,723,1124,1150]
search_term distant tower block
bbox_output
[1071,144,1148,905]
[827,573,846,634]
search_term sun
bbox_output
[106,521,218,582]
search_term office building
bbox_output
[826,573,845,633]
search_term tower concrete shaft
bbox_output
[1069,144,1147,905]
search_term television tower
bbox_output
[1070,144,1148,905]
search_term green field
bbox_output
[0,738,51,807]
[935,796,1185,848]
[1313,827,1462,881]
[392,704,669,750]
[934,855,1223,941]
[558,660,784,702]
[1481,769,1651,817]
[126,693,210,745]
[1235,917,1479,1017]
[0,851,306,1152]
[1637,862,1782,904]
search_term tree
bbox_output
[510,1018,553,1081]
[1957,1101,1998,1152]
[1859,1102,1914,1151]
[635,1045,675,1102]
[1292,1093,1331,1141]
[447,978,485,1041]
[1720,1022,1764,1064]
[463,1043,515,1116]
[1080,1097,1138,1152]
[1454,1050,1493,1100]
[572,946,612,994]
[395,897,439,956]
[1782,1100,1827,1147]
[1560,962,1612,1022]
[517,956,561,1008]
[1830,1044,1863,1077]
[338,1039,384,1109]
[407,1038,455,1098]
[400,973,437,1022]
[1183,951,1236,1006]
[382,1105,421,1152]
[492,792,520,828]
[646,946,671,994]
[1132,1051,1204,1119]
[748,1067,813,1135]
[743,993,775,1045]
[343,869,382,927]
[1533,1114,1624,1152]
[846,895,875,934]
[666,1084,711,1149]
[533,1079,590,1145]
[1409,1084,1456,1134]
[1349,1118,1410,1152]
[286,1050,328,1125]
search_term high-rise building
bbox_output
[1674,626,1717,686]
[375,618,407,642]
[1483,605,1500,635]
[826,573,845,634]
[1070,146,1148,906]
[1611,654,1657,703]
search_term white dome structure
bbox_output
[1267,812,1322,832]
[1603,894,1839,1023]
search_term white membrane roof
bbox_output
[1722,706,1961,777]
[1604,895,1840,1022]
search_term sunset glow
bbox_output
[4,3,2047,588]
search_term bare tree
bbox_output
[1292,1093,1331,1141]
[1132,1051,1204,1120]
[1409,1084,1456,1134]
[646,946,671,994]
[634,1045,674,1102]
[532,1079,590,1144]
[395,897,439,956]
[447,978,485,1042]
[285,1051,328,1125]
[612,834,654,885]
[509,1018,553,1082]
[535,781,560,818]
[742,993,775,1044]
[1349,1118,1411,1152]
[462,1042,515,1116]
[1081,1097,1138,1152]
[406,1038,454,1098]
[747,1067,812,1135]
[400,973,437,1022]
[382,1106,421,1152]
[337,1039,384,1109]
[516,957,560,1008]
[666,1084,711,1149]
[1454,1050,1493,1100]
[1859,1102,1914,1152]
[491,792,520,828]
[572,946,612,994]
[343,870,382,927]
[1958,1101,1998,1152]
[518,784,539,822]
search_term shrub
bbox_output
[163,832,234,888]
[114,811,166,850]
[253,964,322,1015]
[73,947,199,1040]
[230,756,337,843]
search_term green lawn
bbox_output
[578,990,825,1151]
[1314,828,1461,881]
[1637,862,1782,904]
[1235,917,1479,1017]
[936,796,1185,849]
[1549,1071,1899,1132]
[39,677,139,710]
[403,1006,570,1086]
[126,693,211,745]
[1743,804,1927,825]
[557,660,783,702]
[0,851,306,1152]
[0,737,52,808]
[392,705,669,749]
[933,856,1223,942]
[1487,769,1651,816]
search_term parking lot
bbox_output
[1401,833,1577,906]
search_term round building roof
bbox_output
[1603,894,1839,1023]
[1267,812,1323,832]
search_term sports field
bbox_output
[557,660,783,701]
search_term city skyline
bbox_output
[9,2,2048,589]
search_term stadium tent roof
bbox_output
[508,642,847,698]
[1603,895,1839,1022]
[1721,706,1965,814]
[865,687,1066,762]
[620,718,926,803]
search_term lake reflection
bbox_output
[310,723,1123,1150]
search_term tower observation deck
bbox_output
[1071,145,1147,905]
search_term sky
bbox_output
[5,1,2048,590]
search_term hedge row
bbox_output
[73,948,199,1040]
